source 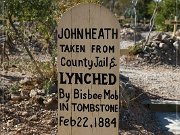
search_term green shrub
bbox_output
[10,83,20,94]
[128,43,142,55]
[148,0,180,31]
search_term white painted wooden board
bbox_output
[57,3,120,135]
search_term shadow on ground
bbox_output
[119,79,175,135]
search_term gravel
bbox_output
[120,63,180,100]
[1,29,179,134]
[120,30,180,100]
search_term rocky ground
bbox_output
[119,59,180,135]
[0,65,58,135]
[120,29,180,101]
[120,63,180,100]
[0,99,57,135]
[1,29,180,135]
[119,29,180,134]
[0,61,165,135]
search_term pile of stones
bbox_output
[120,28,144,41]
[139,32,180,65]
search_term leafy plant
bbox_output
[128,43,143,55]
[0,0,100,78]
[10,83,20,94]
[148,0,180,31]
[37,60,57,94]
[43,79,54,95]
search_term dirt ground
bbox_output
[1,30,180,134]
[120,58,180,100]
[119,56,180,135]
[1,55,171,135]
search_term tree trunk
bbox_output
[144,2,159,46]
[8,14,44,78]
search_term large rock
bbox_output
[159,43,168,49]
[10,93,21,101]
[19,77,31,85]
[175,29,180,39]
[29,89,38,98]
[173,40,180,65]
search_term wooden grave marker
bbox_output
[165,16,180,36]
[57,3,120,135]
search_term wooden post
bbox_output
[144,18,146,26]
[165,19,180,35]
[57,4,120,135]
[173,16,178,37]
